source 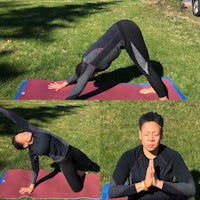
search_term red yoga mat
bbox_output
[0,169,100,199]
[14,78,186,100]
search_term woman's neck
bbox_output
[143,147,158,159]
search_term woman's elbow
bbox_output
[108,189,116,198]
[189,185,196,197]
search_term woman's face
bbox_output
[139,121,162,154]
[15,132,32,145]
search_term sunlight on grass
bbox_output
[0,100,100,175]
[100,101,200,200]
[0,100,199,199]
[0,0,199,99]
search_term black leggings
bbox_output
[57,146,98,192]
[117,20,168,98]
[0,106,99,192]
[66,20,168,99]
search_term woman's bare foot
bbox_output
[159,96,168,100]
[139,87,156,94]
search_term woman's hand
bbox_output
[145,159,154,188]
[136,159,163,193]
[19,184,34,194]
[48,81,68,91]
[145,159,163,189]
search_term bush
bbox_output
[156,0,185,10]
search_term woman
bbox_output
[109,112,196,199]
[48,19,168,100]
[0,106,100,194]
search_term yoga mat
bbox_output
[0,169,100,199]
[14,78,187,100]
[102,184,127,200]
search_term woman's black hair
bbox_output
[12,136,25,150]
[139,112,164,130]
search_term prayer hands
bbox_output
[145,159,163,189]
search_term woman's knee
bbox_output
[71,184,83,192]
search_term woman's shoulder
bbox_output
[159,144,181,158]
[122,145,143,160]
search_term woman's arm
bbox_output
[18,153,39,194]
[163,178,196,197]
[65,65,96,99]
[0,106,41,133]
[108,152,139,198]
[48,72,78,91]
[161,154,196,197]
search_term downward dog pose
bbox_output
[48,19,168,100]
[0,106,100,194]
[109,112,196,200]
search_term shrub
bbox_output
[156,0,185,10]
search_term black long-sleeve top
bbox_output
[109,144,196,199]
[65,21,124,99]
[0,106,69,184]
[29,130,69,184]
[66,20,168,99]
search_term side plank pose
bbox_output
[0,106,100,194]
[109,112,196,200]
[48,20,168,100]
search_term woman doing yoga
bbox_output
[48,19,168,100]
[109,112,196,199]
[0,106,100,194]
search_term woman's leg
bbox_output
[68,146,100,172]
[120,20,168,98]
[58,157,85,192]
[57,146,99,192]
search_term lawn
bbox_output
[0,100,100,176]
[0,0,200,99]
[0,100,199,199]
[101,100,200,200]
[0,0,199,199]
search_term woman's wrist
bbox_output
[135,180,148,193]
[29,184,34,190]
[141,180,148,191]
[155,179,163,189]
[61,81,68,88]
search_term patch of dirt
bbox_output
[183,2,192,9]
[149,0,200,22]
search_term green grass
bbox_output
[1,100,199,199]
[0,0,200,199]
[0,100,100,175]
[100,100,200,200]
[0,0,200,99]
[0,100,100,200]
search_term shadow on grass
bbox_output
[0,49,14,57]
[78,61,164,99]
[191,170,200,200]
[0,104,84,135]
[93,60,164,83]
[0,104,88,172]
[0,1,122,41]
[0,63,27,82]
